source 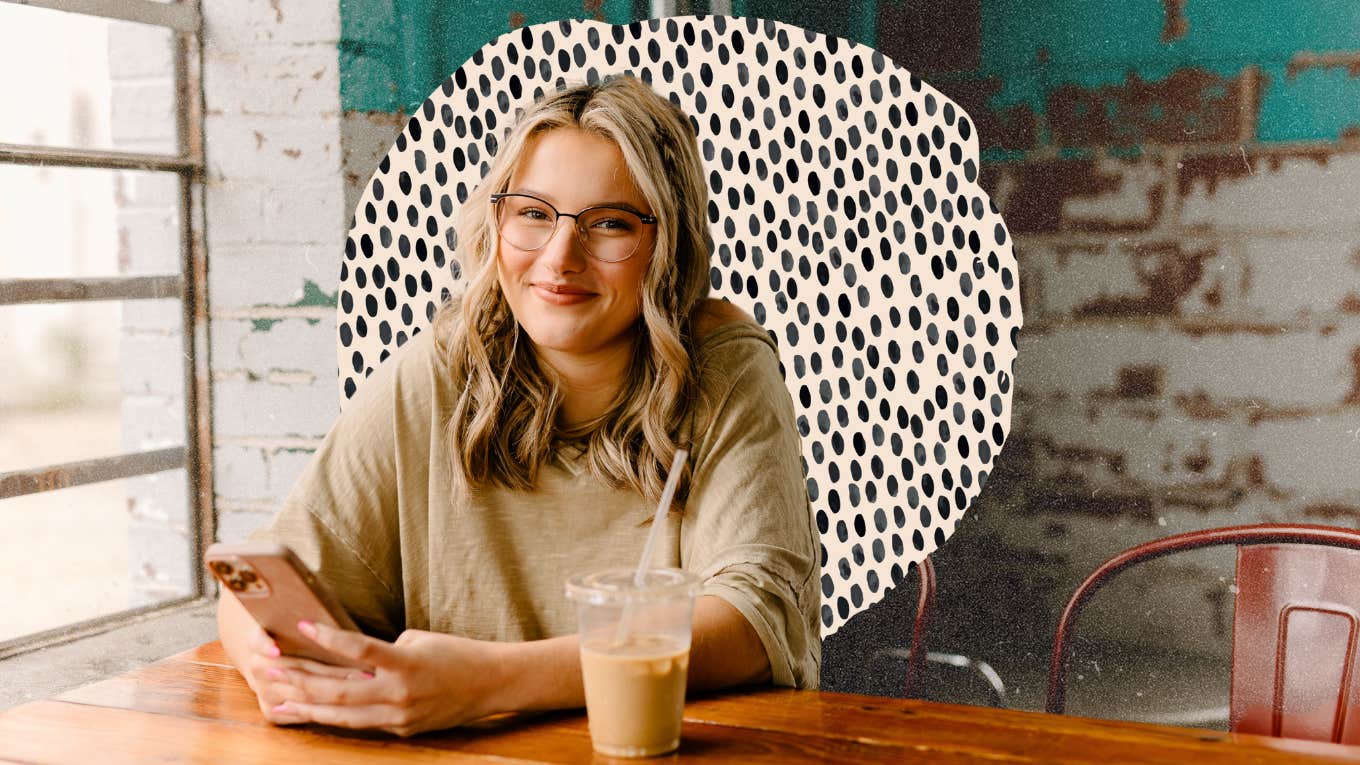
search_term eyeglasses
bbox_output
[490,192,658,263]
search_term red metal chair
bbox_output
[1047,524,1360,743]
[902,556,936,698]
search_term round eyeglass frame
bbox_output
[490,192,658,263]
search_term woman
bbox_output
[218,74,819,736]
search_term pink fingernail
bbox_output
[360,671,375,679]
[296,620,317,638]
[266,667,283,680]
[272,702,291,714]
[268,643,281,658]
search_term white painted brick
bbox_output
[213,377,339,439]
[115,170,179,211]
[121,395,187,450]
[214,445,271,502]
[116,208,180,274]
[204,43,340,117]
[1241,235,1360,319]
[263,180,345,244]
[204,114,341,183]
[215,509,275,544]
[1019,324,1360,407]
[1016,326,1165,397]
[128,517,194,607]
[126,469,190,526]
[268,447,316,498]
[1023,404,1252,489]
[204,180,265,247]
[107,24,174,79]
[1167,326,1360,406]
[211,318,336,381]
[119,332,185,396]
[1253,416,1360,497]
[122,299,183,334]
[1183,153,1360,231]
[203,0,341,48]
[110,79,176,146]
[208,245,339,309]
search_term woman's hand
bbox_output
[267,621,509,737]
[234,619,367,725]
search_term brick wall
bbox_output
[871,0,1360,666]
[200,0,346,544]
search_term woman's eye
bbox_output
[591,217,633,231]
[518,208,552,221]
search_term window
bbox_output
[0,0,209,656]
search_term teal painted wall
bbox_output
[970,0,1360,145]
[339,1,1360,148]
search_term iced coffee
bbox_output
[566,568,699,757]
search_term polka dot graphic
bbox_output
[337,16,1022,636]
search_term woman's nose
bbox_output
[538,217,589,273]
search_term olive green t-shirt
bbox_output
[252,320,820,688]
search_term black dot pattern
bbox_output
[337,16,1022,637]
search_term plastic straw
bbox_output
[634,448,688,587]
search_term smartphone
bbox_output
[205,541,371,670]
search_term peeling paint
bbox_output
[1048,67,1259,146]
[286,280,338,309]
[1286,51,1360,80]
[1115,365,1163,399]
[1003,159,1120,233]
[1074,242,1212,317]
[1160,0,1188,43]
[1302,503,1360,522]
[1347,347,1360,404]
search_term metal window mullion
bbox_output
[0,275,183,305]
[175,21,213,600]
[0,143,199,172]
[1,0,199,32]
[0,447,187,500]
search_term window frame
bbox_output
[0,0,212,659]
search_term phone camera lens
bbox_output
[227,577,246,591]
[212,561,234,577]
[239,569,257,584]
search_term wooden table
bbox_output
[2,642,1358,763]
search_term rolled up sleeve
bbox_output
[681,325,821,688]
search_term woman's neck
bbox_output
[535,338,636,429]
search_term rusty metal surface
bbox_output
[1,0,199,32]
[0,447,187,500]
[0,275,183,305]
[0,142,198,172]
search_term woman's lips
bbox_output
[532,283,596,305]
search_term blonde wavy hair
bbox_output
[432,75,712,508]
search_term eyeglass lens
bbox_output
[495,195,645,262]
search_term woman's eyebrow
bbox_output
[512,187,647,214]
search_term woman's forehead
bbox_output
[509,128,647,209]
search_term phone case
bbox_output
[205,541,371,670]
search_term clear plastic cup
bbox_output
[565,568,700,758]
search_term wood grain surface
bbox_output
[1,641,1357,764]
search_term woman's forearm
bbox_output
[488,595,771,715]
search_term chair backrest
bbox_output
[1046,524,1360,743]
[335,15,1022,637]
[903,556,936,697]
